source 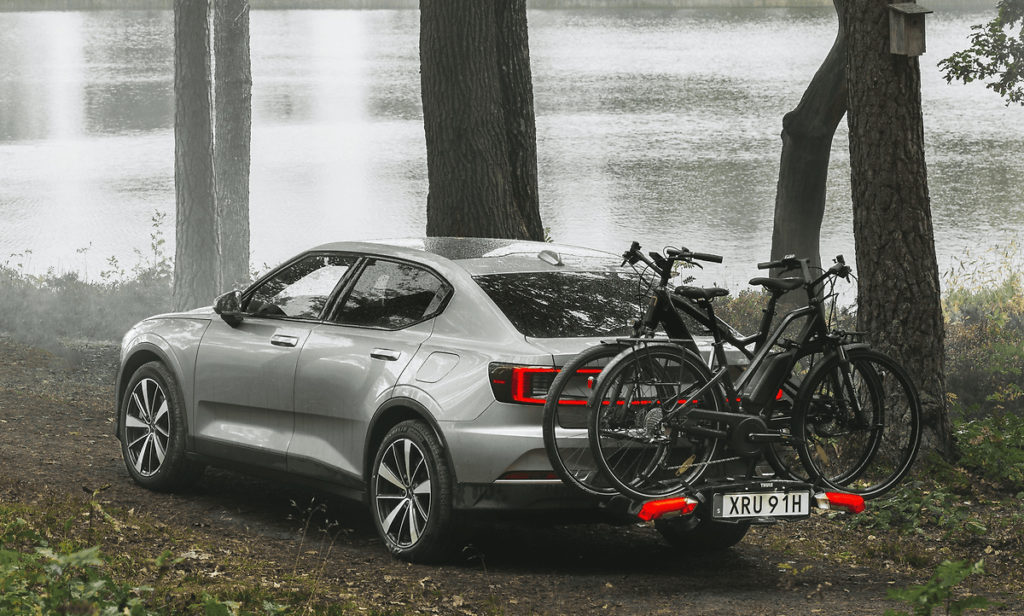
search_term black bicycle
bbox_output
[543,242,921,501]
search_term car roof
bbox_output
[309,237,624,275]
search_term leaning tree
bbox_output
[420,0,544,240]
[770,0,847,271]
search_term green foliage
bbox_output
[713,288,768,335]
[885,559,992,616]
[939,0,1024,105]
[0,210,173,344]
[0,513,153,615]
[955,413,1024,492]
[850,481,985,536]
[943,241,1024,417]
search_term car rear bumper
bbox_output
[454,480,604,513]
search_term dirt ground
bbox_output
[0,335,1019,615]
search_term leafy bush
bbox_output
[0,212,173,345]
[0,514,153,615]
[955,413,1024,492]
[943,242,1024,418]
[885,559,992,616]
[849,480,986,538]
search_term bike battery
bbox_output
[740,350,796,405]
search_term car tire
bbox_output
[120,361,204,491]
[655,515,750,551]
[370,420,460,563]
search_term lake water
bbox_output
[0,8,1021,290]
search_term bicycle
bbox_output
[580,243,921,501]
[543,243,815,497]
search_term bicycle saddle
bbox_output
[674,286,730,300]
[749,276,803,294]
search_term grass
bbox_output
[0,490,376,615]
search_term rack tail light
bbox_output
[636,496,699,521]
[818,491,866,514]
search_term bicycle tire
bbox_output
[587,343,723,500]
[762,348,828,482]
[793,348,922,499]
[542,342,631,497]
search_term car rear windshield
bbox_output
[472,271,645,338]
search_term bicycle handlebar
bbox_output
[666,247,723,263]
[622,242,723,267]
[757,254,801,271]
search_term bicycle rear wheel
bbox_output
[542,342,630,497]
[588,343,722,500]
[762,348,828,482]
[793,348,921,499]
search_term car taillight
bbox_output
[489,363,604,405]
[489,363,557,404]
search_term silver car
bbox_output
[115,237,655,561]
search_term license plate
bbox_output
[712,490,811,519]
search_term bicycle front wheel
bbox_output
[793,348,922,499]
[588,343,723,500]
[542,342,630,497]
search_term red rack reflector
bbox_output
[825,492,866,514]
[636,496,698,521]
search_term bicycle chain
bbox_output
[665,455,743,473]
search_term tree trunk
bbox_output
[173,0,219,311]
[214,0,252,290]
[420,0,544,240]
[494,0,544,241]
[771,0,847,271]
[845,0,953,458]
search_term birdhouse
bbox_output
[889,2,933,56]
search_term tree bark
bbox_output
[494,0,544,241]
[771,0,847,271]
[420,0,544,240]
[845,0,953,458]
[173,0,219,311]
[214,0,252,290]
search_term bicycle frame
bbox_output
[621,246,858,430]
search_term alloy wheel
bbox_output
[375,437,432,548]
[124,377,170,477]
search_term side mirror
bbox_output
[214,290,244,326]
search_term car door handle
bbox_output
[270,334,299,347]
[370,348,401,361]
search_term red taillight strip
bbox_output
[825,492,866,514]
[511,367,558,404]
[636,496,699,521]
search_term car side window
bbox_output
[332,259,448,329]
[244,254,356,320]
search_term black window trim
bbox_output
[239,250,362,324]
[323,254,454,332]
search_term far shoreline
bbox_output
[0,0,1000,12]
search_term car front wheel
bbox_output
[370,420,459,562]
[120,361,203,491]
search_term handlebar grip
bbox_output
[759,254,800,270]
[690,252,723,263]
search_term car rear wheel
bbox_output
[120,361,203,491]
[370,420,459,562]
[655,515,750,551]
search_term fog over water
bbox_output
[0,8,1021,291]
